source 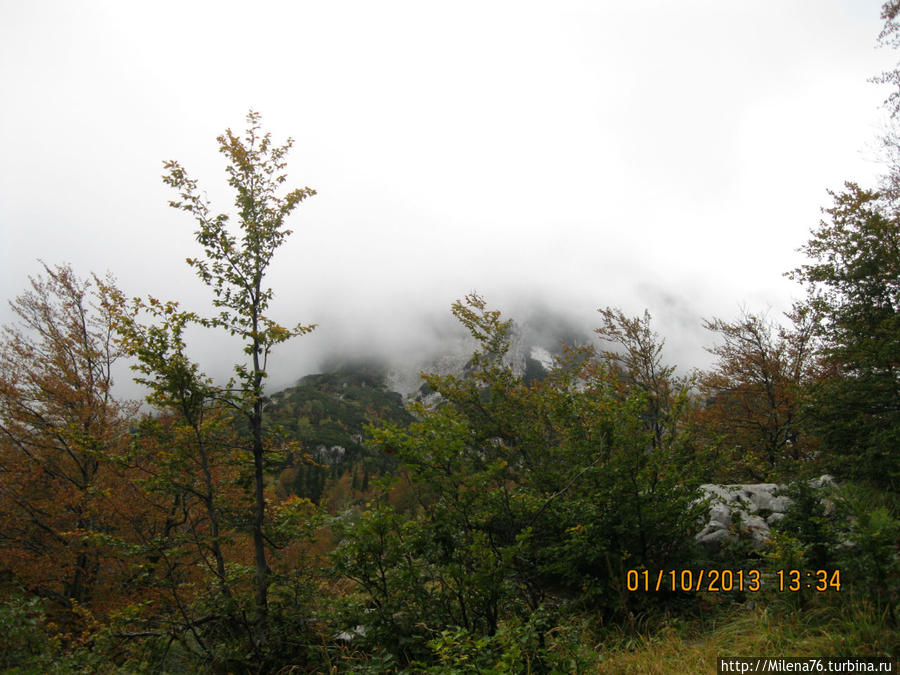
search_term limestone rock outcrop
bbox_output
[696,476,836,550]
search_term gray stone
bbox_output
[741,515,771,549]
[697,527,733,549]
[708,503,731,528]
[695,476,836,552]
[737,484,780,512]
[810,475,837,490]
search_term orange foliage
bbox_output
[695,307,822,481]
[0,264,137,617]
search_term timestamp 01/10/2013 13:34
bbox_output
[626,569,842,593]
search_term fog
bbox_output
[1,1,895,397]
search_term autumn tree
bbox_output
[161,110,316,644]
[594,307,688,451]
[696,307,820,481]
[0,264,135,614]
[106,293,253,658]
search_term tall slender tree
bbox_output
[594,307,684,451]
[162,111,316,642]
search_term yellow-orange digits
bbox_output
[626,569,763,592]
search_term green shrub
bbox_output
[329,297,706,669]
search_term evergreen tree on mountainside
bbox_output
[265,369,412,503]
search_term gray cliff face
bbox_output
[386,319,584,403]
[384,339,473,403]
[696,475,837,551]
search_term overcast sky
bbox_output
[1,0,897,391]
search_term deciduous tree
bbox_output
[696,307,820,481]
[789,183,900,489]
[161,110,316,643]
[0,264,135,612]
[106,293,254,659]
[332,295,703,668]
[594,307,687,452]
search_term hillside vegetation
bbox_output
[4,10,900,666]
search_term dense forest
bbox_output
[4,10,900,674]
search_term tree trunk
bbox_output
[251,335,269,645]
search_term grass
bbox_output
[591,594,898,674]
